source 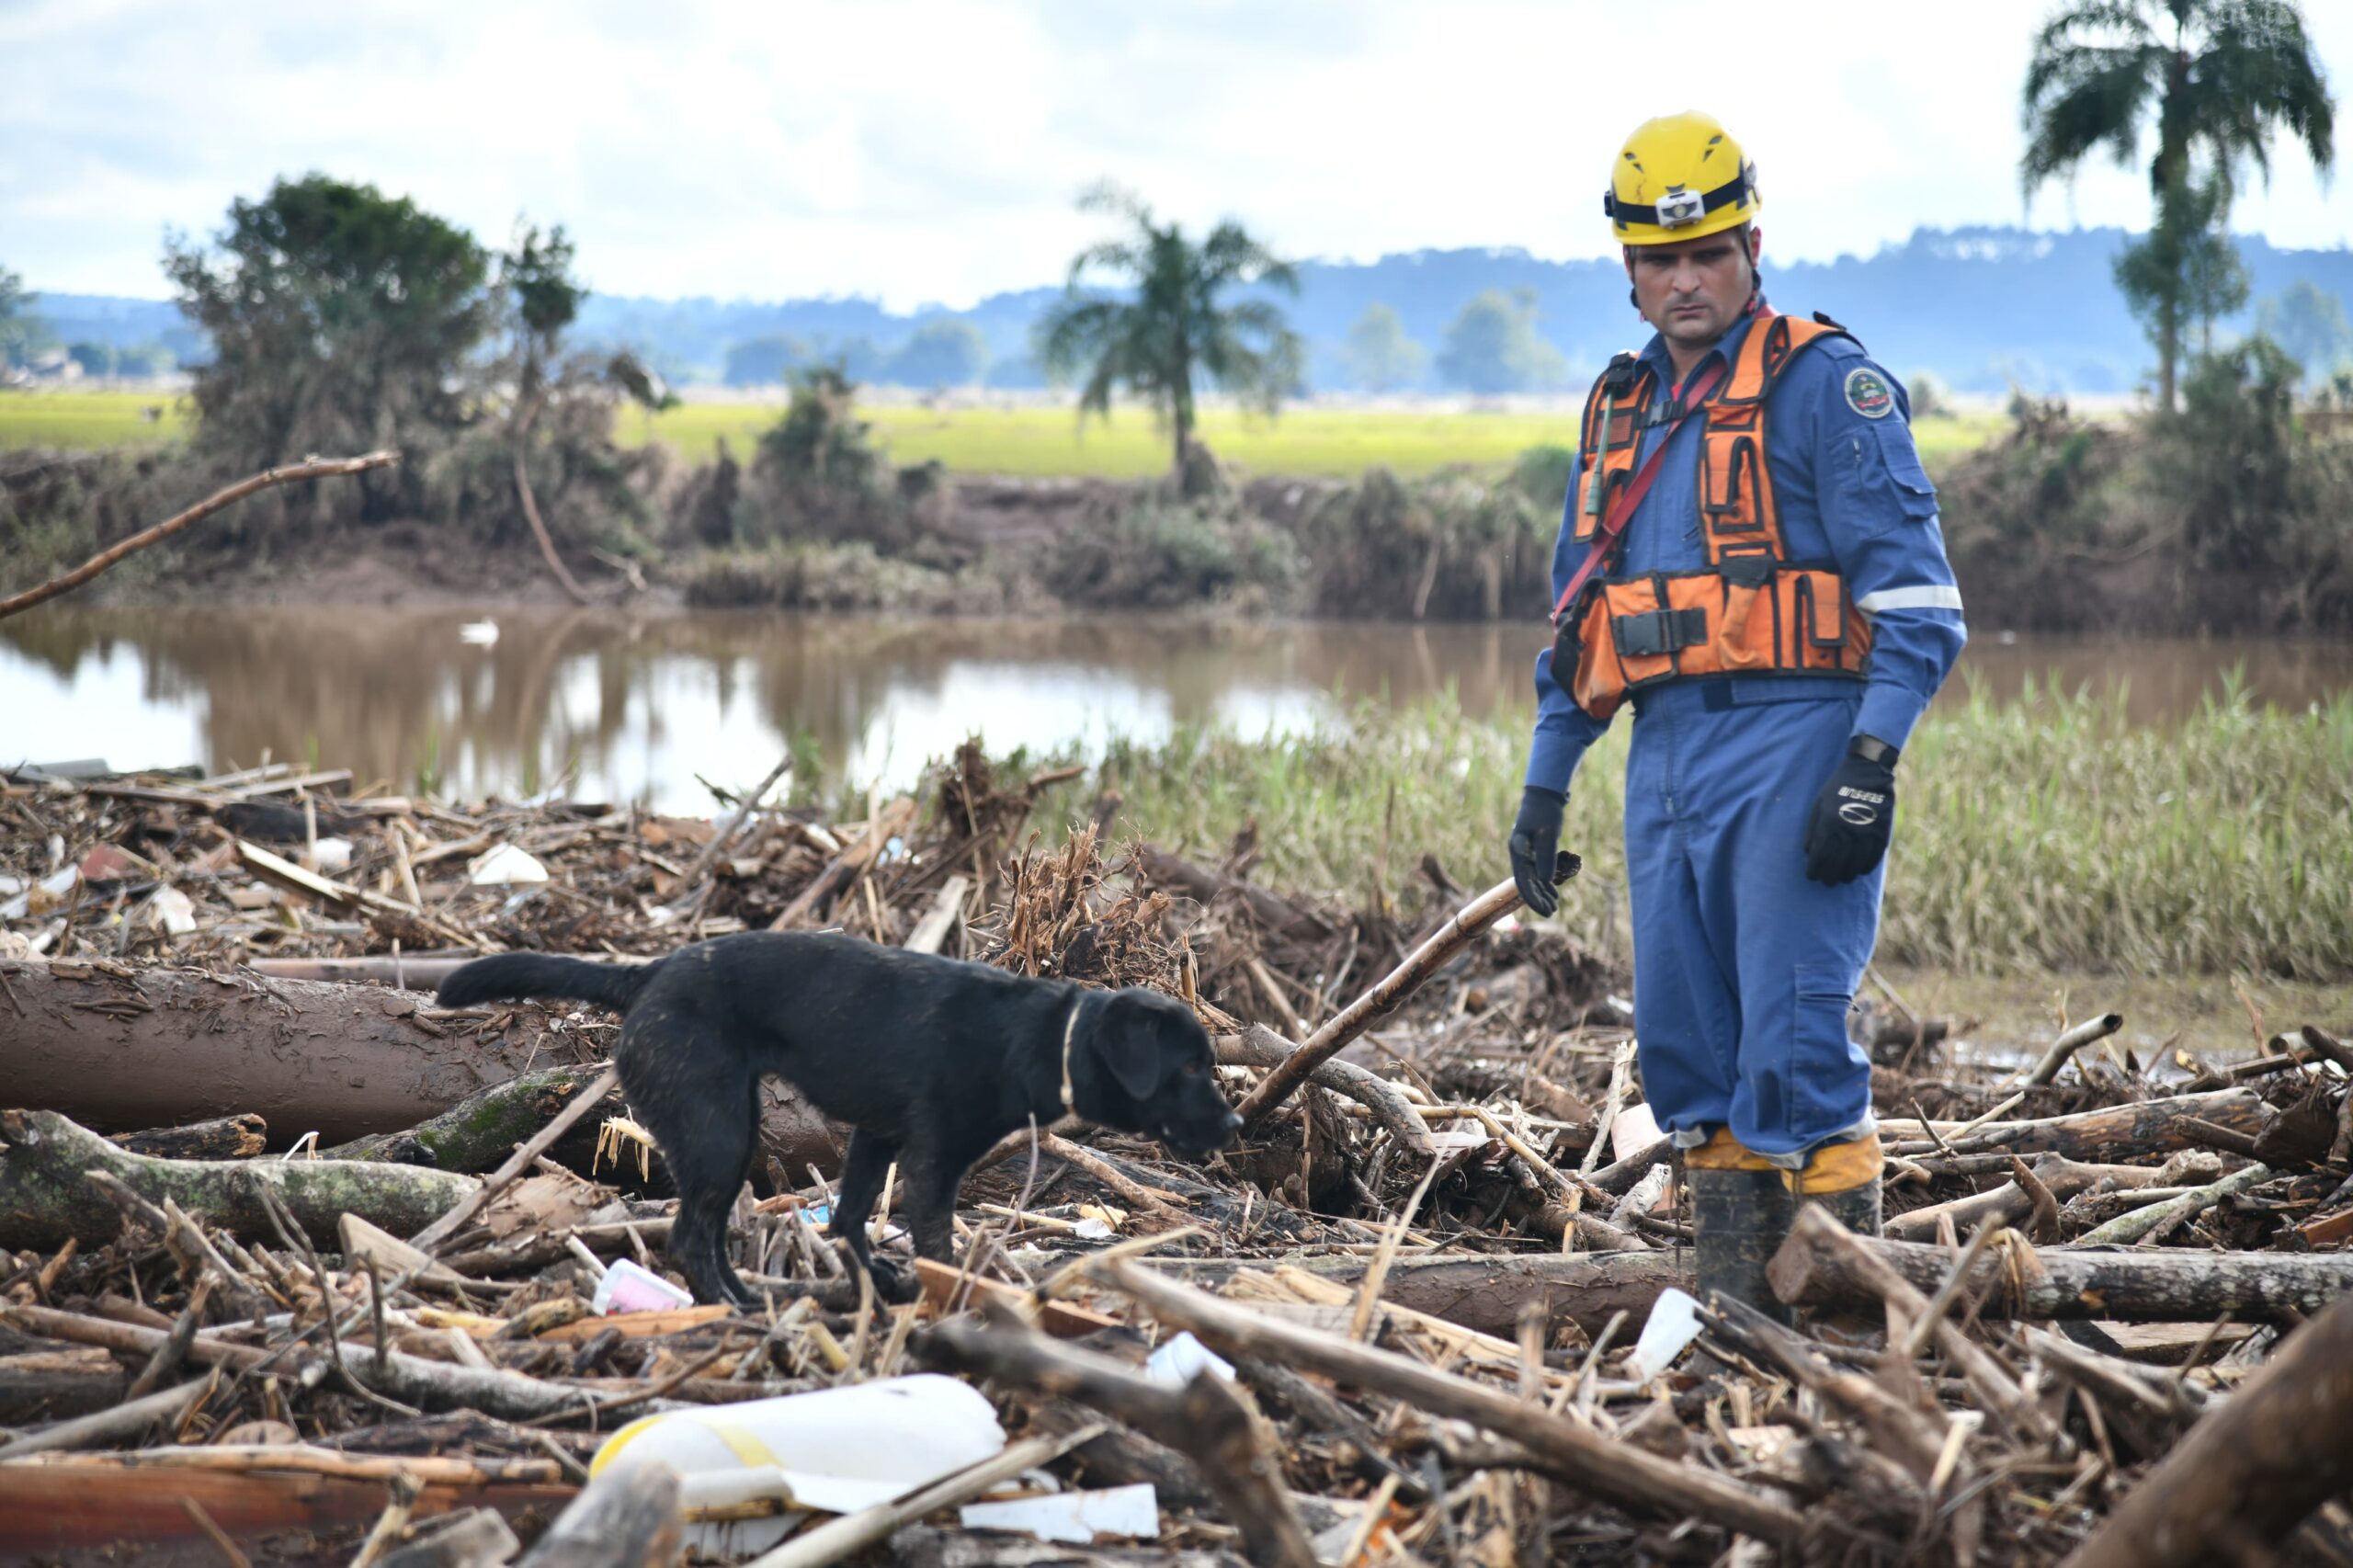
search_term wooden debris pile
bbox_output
[4,758,2353,1565]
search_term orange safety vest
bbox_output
[1558,312,1873,722]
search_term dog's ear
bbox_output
[1085,994,1168,1100]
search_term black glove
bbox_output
[1804,736,1900,887]
[1508,786,1569,916]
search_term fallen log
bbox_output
[1769,1226,2353,1323]
[324,1067,618,1171]
[0,1108,476,1249]
[2063,1289,2353,1568]
[0,958,840,1168]
[1890,1088,2273,1161]
[1157,1249,1687,1340]
[1097,1257,1804,1547]
[113,1114,269,1162]
[0,1446,574,1558]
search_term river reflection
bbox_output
[5,608,2349,813]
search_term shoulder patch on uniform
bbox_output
[1844,366,1894,420]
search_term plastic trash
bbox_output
[145,886,197,936]
[961,1483,1160,1543]
[469,844,549,885]
[1609,1100,1662,1160]
[311,836,353,872]
[1621,1287,1704,1385]
[1143,1332,1235,1388]
[591,1258,693,1316]
[590,1375,1006,1556]
[2,865,79,920]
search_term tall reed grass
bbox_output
[906,676,2352,981]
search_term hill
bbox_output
[28,225,2353,397]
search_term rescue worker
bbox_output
[1506,113,1966,1320]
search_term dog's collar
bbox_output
[1059,993,1084,1116]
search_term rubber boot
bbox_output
[1687,1165,1797,1326]
[1811,1175,1882,1238]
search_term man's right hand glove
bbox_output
[1508,786,1569,917]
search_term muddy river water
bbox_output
[6,608,2349,813]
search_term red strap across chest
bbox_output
[1551,357,1728,623]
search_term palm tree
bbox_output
[1035,184,1303,487]
[2021,0,2334,409]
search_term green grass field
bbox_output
[0,390,187,449]
[6,389,2006,478]
[821,681,2353,982]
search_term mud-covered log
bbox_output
[2063,1290,2353,1568]
[112,1114,269,1162]
[0,1108,476,1248]
[0,958,841,1169]
[324,1067,617,1170]
[1770,1227,2353,1323]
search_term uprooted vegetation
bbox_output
[4,747,2353,1563]
[1938,346,2353,634]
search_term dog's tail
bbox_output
[437,952,660,1013]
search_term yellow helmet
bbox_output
[1604,112,1761,245]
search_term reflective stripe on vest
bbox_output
[1563,313,1873,722]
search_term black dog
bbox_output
[436,931,1242,1307]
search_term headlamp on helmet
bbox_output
[1604,112,1763,246]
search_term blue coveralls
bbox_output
[1525,308,1967,1163]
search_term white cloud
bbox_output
[3,0,2346,306]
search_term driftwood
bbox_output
[513,1459,681,1568]
[0,1108,476,1249]
[1885,1154,2167,1241]
[1238,877,1543,1128]
[0,451,397,621]
[113,1114,269,1162]
[1886,1088,2273,1161]
[2063,1290,2353,1568]
[2073,1160,2272,1245]
[1134,846,1334,945]
[923,1315,1318,1568]
[769,798,917,930]
[3,1303,688,1425]
[2024,1012,2124,1086]
[0,1373,213,1460]
[408,1066,620,1254]
[325,1066,619,1171]
[0,1445,574,1557]
[0,958,839,1168]
[1770,1225,2353,1323]
[1162,1249,1688,1340]
[1775,1207,2057,1448]
[1096,1257,1804,1546]
[1218,1024,1436,1157]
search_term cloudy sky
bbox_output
[5,0,2347,308]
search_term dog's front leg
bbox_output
[827,1129,898,1284]
[897,1150,967,1268]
